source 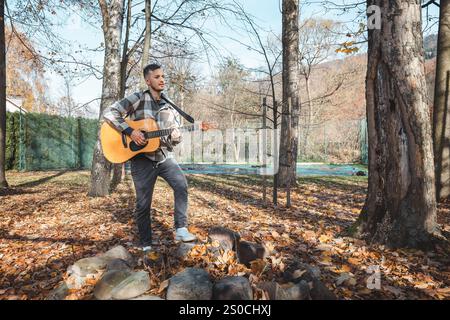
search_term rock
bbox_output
[65,273,87,290]
[166,268,213,300]
[176,242,197,259]
[335,273,352,286]
[277,281,311,300]
[257,282,277,300]
[94,270,134,300]
[111,271,151,300]
[258,281,310,300]
[131,295,164,300]
[46,282,69,300]
[237,241,268,267]
[283,261,321,283]
[282,260,335,300]
[68,256,108,277]
[102,245,134,266]
[106,258,132,272]
[310,278,337,300]
[213,276,253,300]
[208,227,240,251]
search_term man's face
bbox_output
[145,68,165,92]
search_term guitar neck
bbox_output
[143,123,198,139]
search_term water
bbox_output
[178,163,367,176]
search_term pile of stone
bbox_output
[175,226,268,267]
[172,226,336,300]
[46,245,160,300]
[47,226,337,300]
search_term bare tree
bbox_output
[353,0,440,249]
[57,74,92,117]
[278,0,300,188]
[119,0,133,99]
[162,44,198,110]
[433,0,450,201]
[88,0,124,197]
[140,0,151,89]
[0,0,8,189]
[298,18,341,156]
[217,57,252,161]
[230,1,283,123]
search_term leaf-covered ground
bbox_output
[0,170,449,300]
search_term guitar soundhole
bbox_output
[129,141,148,152]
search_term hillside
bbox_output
[304,52,437,123]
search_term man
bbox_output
[102,63,197,256]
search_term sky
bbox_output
[24,0,439,118]
[44,0,288,116]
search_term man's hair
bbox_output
[143,63,162,78]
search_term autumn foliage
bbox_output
[5,28,46,112]
[0,171,448,300]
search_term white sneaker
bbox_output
[175,227,197,242]
[142,245,152,252]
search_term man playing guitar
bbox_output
[102,63,197,258]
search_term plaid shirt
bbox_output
[102,90,182,163]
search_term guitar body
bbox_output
[100,118,161,163]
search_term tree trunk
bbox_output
[279,0,300,188]
[354,0,440,249]
[230,94,240,162]
[0,0,8,189]
[109,163,123,192]
[301,75,313,159]
[89,0,124,197]
[433,0,450,202]
[119,0,132,99]
[140,0,151,89]
[113,0,132,191]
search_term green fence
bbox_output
[5,111,368,171]
[6,112,98,171]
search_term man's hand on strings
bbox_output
[131,129,146,146]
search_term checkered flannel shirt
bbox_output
[102,90,183,163]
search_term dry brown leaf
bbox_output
[292,269,307,279]
[348,257,360,265]
[414,282,431,289]
[384,285,403,296]
[158,279,170,293]
[339,264,352,273]
[319,235,331,243]
[271,231,280,239]
[250,259,267,275]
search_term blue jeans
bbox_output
[130,155,188,247]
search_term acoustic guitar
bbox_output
[100,118,215,163]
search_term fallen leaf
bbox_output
[348,257,360,265]
[147,251,160,261]
[339,264,352,273]
[319,256,333,266]
[358,288,372,295]
[292,269,307,279]
[384,285,403,296]
[158,279,169,293]
[271,231,280,239]
[250,259,267,275]
[336,273,353,286]
[414,282,431,289]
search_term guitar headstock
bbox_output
[200,121,218,131]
